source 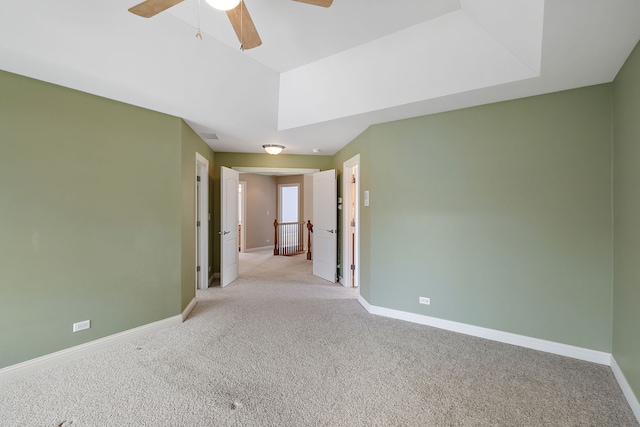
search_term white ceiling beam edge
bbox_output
[277,0,544,130]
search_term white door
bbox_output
[313,169,337,282]
[195,153,209,290]
[221,166,239,287]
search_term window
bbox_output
[279,184,299,223]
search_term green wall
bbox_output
[180,122,215,310]
[0,70,190,368]
[613,41,640,401]
[212,152,332,272]
[337,84,614,352]
[3,42,640,406]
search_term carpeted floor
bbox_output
[1,250,638,426]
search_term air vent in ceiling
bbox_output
[200,132,219,140]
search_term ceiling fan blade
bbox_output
[226,1,262,50]
[293,0,333,7]
[128,0,185,18]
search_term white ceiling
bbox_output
[1,0,639,156]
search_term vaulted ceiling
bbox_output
[1,0,639,155]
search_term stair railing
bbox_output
[273,219,312,257]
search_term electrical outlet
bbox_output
[419,297,430,305]
[73,320,90,332]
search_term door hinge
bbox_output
[351,175,356,184]
[197,220,201,227]
[196,266,201,272]
[197,175,201,182]
[350,264,356,271]
[350,220,356,227]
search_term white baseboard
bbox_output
[0,315,182,384]
[357,295,611,365]
[244,245,273,253]
[611,356,640,422]
[357,296,640,424]
[182,297,197,321]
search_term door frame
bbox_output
[239,180,247,253]
[342,154,360,289]
[195,152,209,290]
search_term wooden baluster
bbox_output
[307,220,313,260]
[273,219,279,255]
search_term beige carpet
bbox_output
[1,250,637,426]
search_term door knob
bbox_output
[326,229,335,233]
[218,230,231,235]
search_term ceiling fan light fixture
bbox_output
[263,144,285,155]
[205,0,240,11]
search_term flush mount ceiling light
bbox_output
[263,144,285,155]
[205,0,240,11]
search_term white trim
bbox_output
[182,297,197,321]
[611,356,640,423]
[357,294,371,312]
[0,315,182,384]
[357,296,611,365]
[239,181,247,253]
[232,167,320,176]
[342,154,360,289]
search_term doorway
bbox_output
[220,167,320,283]
[239,181,247,253]
[342,154,360,289]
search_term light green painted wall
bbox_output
[212,152,333,272]
[337,85,614,352]
[613,40,640,401]
[0,70,183,368]
[180,122,215,310]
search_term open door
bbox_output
[196,153,209,290]
[312,169,337,282]
[220,166,239,287]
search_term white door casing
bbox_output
[221,166,239,287]
[313,169,337,282]
[195,153,209,290]
[342,154,360,289]
[239,181,247,253]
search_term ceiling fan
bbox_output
[128,0,333,50]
